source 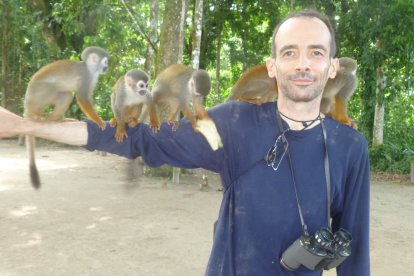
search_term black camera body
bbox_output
[280,228,352,271]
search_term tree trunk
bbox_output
[155,0,188,184]
[156,0,188,75]
[27,0,67,50]
[213,2,226,103]
[144,0,159,73]
[1,5,10,108]
[191,0,203,70]
[372,66,386,146]
[177,0,189,63]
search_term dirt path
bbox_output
[0,138,413,276]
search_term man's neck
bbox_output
[277,100,322,130]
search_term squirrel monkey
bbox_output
[151,64,211,130]
[227,57,358,127]
[320,57,358,127]
[110,69,159,143]
[24,46,109,189]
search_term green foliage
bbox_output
[369,142,414,174]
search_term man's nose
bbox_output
[295,55,311,71]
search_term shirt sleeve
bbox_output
[332,137,371,276]
[84,111,226,173]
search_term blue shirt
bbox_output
[85,101,370,276]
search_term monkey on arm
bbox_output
[151,64,212,131]
[227,57,358,127]
[23,46,109,188]
[110,69,159,143]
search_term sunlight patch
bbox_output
[9,205,38,217]
[13,232,42,248]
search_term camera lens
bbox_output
[314,228,334,248]
[333,228,352,248]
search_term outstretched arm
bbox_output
[0,107,88,146]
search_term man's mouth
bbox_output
[291,78,313,86]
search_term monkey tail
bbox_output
[27,135,41,189]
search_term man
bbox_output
[0,10,369,276]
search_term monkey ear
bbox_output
[265,59,277,79]
[328,58,340,79]
[125,76,134,88]
[86,53,99,65]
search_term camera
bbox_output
[280,228,352,271]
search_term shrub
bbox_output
[369,142,414,174]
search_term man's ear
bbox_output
[266,59,276,78]
[329,58,340,79]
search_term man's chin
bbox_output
[285,92,322,103]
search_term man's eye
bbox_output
[312,51,324,56]
[283,51,295,57]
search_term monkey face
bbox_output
[134,80,149,96]
[125,69,150,97]
[100,57,109,74]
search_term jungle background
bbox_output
[1,0,413,174]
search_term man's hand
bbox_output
[0,107,25,138]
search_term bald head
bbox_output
[271,10,336,58]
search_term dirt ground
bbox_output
[0,138,413,276]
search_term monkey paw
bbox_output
[114,132,127,143]
[340,118,358,130]
[109,118,117,128]
[96,119,107,130]
[167,120,180,131]
[150,123,160,133]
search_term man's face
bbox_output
[267,17,338,104]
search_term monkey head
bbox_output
[124,69,150,96]
[189,69,211,97]
[81,46,110,75]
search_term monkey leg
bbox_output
[24,109,48,120]
[192,96,211,121]
[115,122,128,143]
[329,96,357,128]
[166,101,181,131]
[126,106,141,128]
[49,92,73,121]
[146,106,160,133]
[76,98,106,130]
[182,105,198,130]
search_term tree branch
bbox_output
[120,0,158,53]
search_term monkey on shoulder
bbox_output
[320,57,358,127]
[110,69,159,143]
[24,46,109,189]
[227,57,358,127]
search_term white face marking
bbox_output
[123,77,149,105]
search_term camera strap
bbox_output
[275,110,331,235]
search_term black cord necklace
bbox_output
[279,111,321,130]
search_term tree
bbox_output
[155,0,190,184]
[156,0,189,75]
[191,0,203,70]
[338,0,414,147]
